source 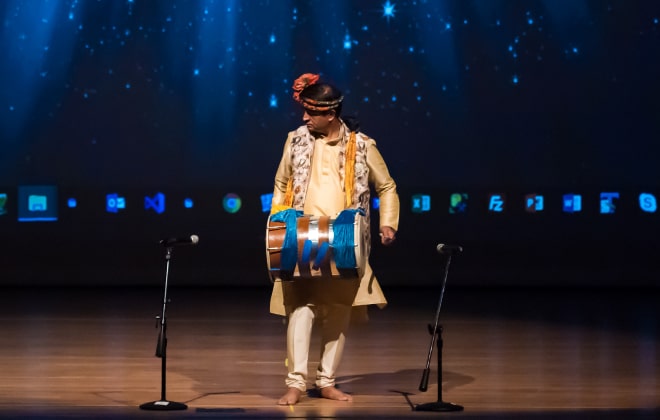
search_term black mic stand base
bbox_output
[415,401,464,412]
[139,401,188,411]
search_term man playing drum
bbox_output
[269,73,400,405]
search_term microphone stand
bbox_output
[415,250,463,412]
[140,246,187,411]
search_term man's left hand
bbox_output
[379,226,396,246]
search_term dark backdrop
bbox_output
[1,0,659,287]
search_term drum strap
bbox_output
[344,131,357,208]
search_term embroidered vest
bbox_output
[283,122,372,246]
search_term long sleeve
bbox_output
[367,142,400,231]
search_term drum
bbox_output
[266,209,367,282]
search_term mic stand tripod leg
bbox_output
[140,247,187,411]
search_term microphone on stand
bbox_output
[160,235,199,247]
[436,243,463,255]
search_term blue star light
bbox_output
[382,1,395,21]
[343,34,352,50]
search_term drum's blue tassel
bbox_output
[270,208,302,271]
[333,208,364,269]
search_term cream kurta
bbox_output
[269,126,399,316]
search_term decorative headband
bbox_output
[291,73,343,112]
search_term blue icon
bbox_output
[412,194,431,213]
[184,198,194,209]
[145,193,166,214]
[223,193,242,213]
[372,197,380,210]
[449,193,468,214]
[525,194,544,213]
[563,194,582,213]
[0,193,7,216]
[28,195,47,211]
[600,192,619,214]
[260,193,273,213]
[639,193,657,213]
[107,194,126,213]
[18,185,58,222]
[488,194,505,212]
[67,198,77,208]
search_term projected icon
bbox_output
[184,198,194,209]
[28,195,47,211]
[524,194,544,213]
[260,193,273,213]
[600,192,619,214]
[372,197,380,210]
[67,198,77,208]
[18,185,58,222]
[449,193,468,214]
[562,194,582,213]
[639,193,657,213]
[412,194,431,213]
[0,193,7,216]
[223,193,242,213]
[145,193,166,214]
[106,194,126,213]
[488,194,505,212]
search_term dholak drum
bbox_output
[266,210,367,282]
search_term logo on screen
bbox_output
[639,193,657,213]
[600,192,619,214]
[412,194,431,213]
[18,185,58,222]
[145,193,166,214]
[0,193,7,216]
[524,194,544,213]
[28,195,48,211]
[260,193,273,213]
[106,194,126,213]
[449,193,468,214]
[223,193,242,213]
[563,194,582,213]
[488,194,505,212]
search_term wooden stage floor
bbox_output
[0,285,658,419]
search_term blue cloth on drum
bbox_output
[312,242,330,270]
[270,208,302,272]
[333,208,364,269]
[301,239,313,264]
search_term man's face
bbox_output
[302,109,334,136]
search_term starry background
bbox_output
[1,0,659,287]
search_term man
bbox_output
[269,73,399,405]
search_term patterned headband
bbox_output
[291,73,343,112]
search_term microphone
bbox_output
[160,235,199,247]
[436,243,463,255]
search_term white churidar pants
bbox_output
[285,304,352,391]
